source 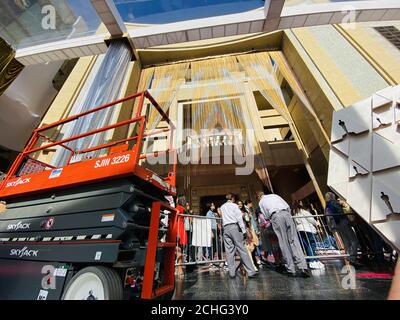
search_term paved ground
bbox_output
[173,260,394,300]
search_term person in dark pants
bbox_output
[292,200,325,270]
[245,199,263,267]
[205,202,222,269]
[256,207,283,268]
[257,190,310,278]
[325,192,361,267]
[238,200,259,271]
[338,198,386,263]
[221,193,257,279]
[184,203,196,264]
[216,207,226,269]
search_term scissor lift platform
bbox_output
[0,91,178,300]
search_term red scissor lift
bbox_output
[0,91,178,300]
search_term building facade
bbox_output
[9,21,393,213]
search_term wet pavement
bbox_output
[173,260,393,300]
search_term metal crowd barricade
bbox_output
[292,213,352,260]
[175,213,226,267]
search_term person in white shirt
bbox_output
[292,200,325,270]
[256,190,310,278]
[221,193,257,279]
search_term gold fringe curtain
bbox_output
[140,62,189,129]
[237,52,293,190]
[0,38,24,96]
[237,52,291,121]
[191,56,240,81]
[190,56,246,138]
[190,98,245,133]
[188,54,274,190]
[134,66,155,115]
[190,56,243,101]
[127,67,155,138]
[190,54,273,189]
[138,56,245,131]
[236,51,293,188]
[135,51,322,190]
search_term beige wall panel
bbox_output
[338,23,400,85]
[137,31,283,66]
[40,56,98,129]
[291,27,363,107]
[261,115,288,128]
[282,31,340,136]
[259,110,280,117]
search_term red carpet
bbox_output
[356,272,393,279]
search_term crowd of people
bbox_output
[173,189,389,278]
[174,195,225,274]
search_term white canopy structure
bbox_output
[0,0,397,66]
[0,0,400,152]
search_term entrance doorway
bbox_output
[199,195,226,214]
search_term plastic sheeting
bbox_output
[53,40,132,167]
[191,217,212,248]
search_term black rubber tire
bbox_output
[62,266,123,300]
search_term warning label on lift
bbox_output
[49,168,63,179]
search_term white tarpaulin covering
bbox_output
[191,217,212,247]
[53,40,132,167]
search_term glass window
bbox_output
[113,0,264,24]
[0,0,104,49]
[375,26,400,50]
[284,0,370,8]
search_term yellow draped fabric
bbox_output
[237,52,290,121]
[136,51,320,190]
[237,51,306,158]
[190,98,245,134]
[140,62,189,129]
[236,52,292,189]
[191,56,240,81]
[126,67,155,139]
[135,66,155,115]
[189,56,247,143]
[190,56,242,101]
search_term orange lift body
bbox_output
[0,91,177,199]
[0,91,178,300]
